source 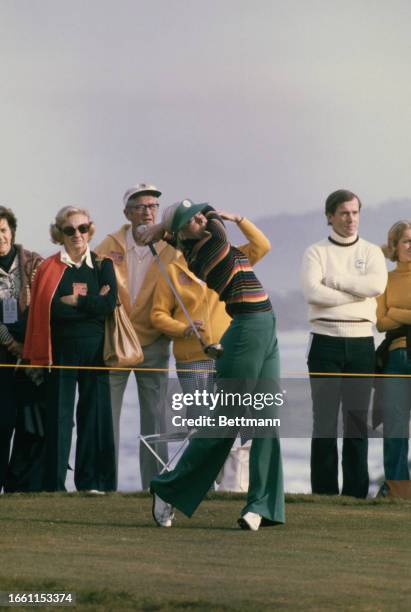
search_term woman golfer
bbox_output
[141,200,284,531]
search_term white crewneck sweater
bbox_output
[301,230,388,337]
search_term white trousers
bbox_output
[109,335,170,490]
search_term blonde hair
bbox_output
[382,220,411,261]
[50,206,95,244]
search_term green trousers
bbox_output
[151,311,285,523]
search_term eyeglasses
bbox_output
[126,203,159,213]
[60,223,91,236]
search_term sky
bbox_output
[1,0,411,253]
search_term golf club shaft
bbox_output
[147,242,206,347]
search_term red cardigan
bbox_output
[23,253,67,365]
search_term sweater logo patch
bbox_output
[73,283,88,296]
[178,271,193,285]
[355,259,366,273]
[110,251,124,265]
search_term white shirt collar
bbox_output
[60,245,93,269]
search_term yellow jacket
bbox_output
[376,261,411,352]
[95,225,176,347]
[151,218,271,362]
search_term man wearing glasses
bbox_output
[96,184,176,489]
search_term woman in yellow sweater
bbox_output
[150,212,270,492]
[376,220,411,480]
[151,250,228,415]
[151,211,271,409]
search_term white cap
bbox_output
[123,183,161,206]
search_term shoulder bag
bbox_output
[104,301,144,368]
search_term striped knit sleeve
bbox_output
[204,207,227,241]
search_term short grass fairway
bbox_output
[0,493,410,611]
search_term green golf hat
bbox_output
[168,199,208,233]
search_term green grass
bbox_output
[0,492,410,611]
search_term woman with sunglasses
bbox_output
[24,206,117,492]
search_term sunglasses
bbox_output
[61,223,91,236]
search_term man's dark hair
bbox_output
[325,189,362,218]
[0,206,17,241]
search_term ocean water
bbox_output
[67,330,386,495]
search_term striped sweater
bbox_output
[172,206,272,316]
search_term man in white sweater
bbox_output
[301,189,387,498]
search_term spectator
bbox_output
[0,205,43,492]
[301,189,387,498]
[377,220,411,480]
[95,184,176,489]
[24,206,117,492]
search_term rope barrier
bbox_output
[0,362,213,373]
[1,363,411,377]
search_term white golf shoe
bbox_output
[151,492,175,527]
[237,511,262,531]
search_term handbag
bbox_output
[104,302,144,368]
[92,253,143,368]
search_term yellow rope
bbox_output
[1,363,411,377]
[0,362,213,374]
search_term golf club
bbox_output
[138,226,224,359]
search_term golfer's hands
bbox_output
[138,223,165,245]
[183,320,205,337]
[216,210,243,224]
